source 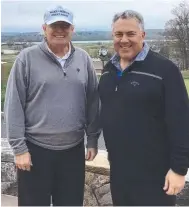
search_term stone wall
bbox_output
[1,138,112,206]
[2,138,189,206]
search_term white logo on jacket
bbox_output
[130,81,140,87]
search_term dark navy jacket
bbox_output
[99,50,189,182]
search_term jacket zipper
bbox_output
[60,51,75,77]
[114,66,133,92]
[62,68,67,77]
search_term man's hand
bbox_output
[85,148,97,161]
[15,152,32,171]
[163,169,185,195]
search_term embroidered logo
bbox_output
[130,81,140,87]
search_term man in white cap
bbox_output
[4,5,100,206]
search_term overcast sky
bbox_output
[1,0,183,32]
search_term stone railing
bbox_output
[1,137,189,206]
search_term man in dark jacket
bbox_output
[99,10,189,206]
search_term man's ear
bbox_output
[42,24,47,37]
[71,25,75,32]
[42,24,47,32]
[142,31,146,39]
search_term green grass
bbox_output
[184,79,189,94]
[1,62,13,110]
[1,85,6,110]
[2,62,12,75]
[182,70,189,79]
[1,54,17,63]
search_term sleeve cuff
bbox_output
[86,136,98,149]
[13,144,29,155]
[171,166,188,176]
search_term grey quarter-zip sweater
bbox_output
[4,41,101,155]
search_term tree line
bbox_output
[164,0,189,70]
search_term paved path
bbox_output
[1,194,17,206]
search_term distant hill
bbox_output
[1,29,164,42]
[145,29,164,39]
[1,32,21,36]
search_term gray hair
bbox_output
[112,10,145,31]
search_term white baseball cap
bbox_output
[44,5,73,25]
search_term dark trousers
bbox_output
[110,166,176,206]
[18,141,85,206]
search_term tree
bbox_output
[164,1,189,70]
[159,45,170,59]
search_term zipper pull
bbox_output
[115,86,118,91]
[63,69,67,77]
